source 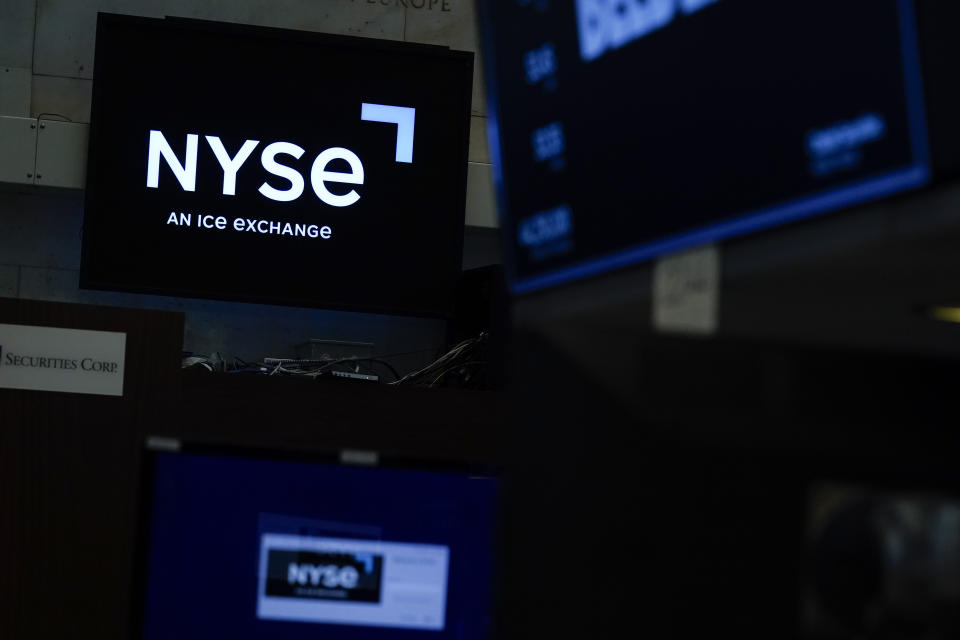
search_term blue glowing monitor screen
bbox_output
[479,0,930,293]
[139,451,499,639]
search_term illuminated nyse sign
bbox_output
[576,0,720,61]
[146,102,415,208]
[83,13,473,314]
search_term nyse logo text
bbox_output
[288,562,360,590]
[146,103,415,207]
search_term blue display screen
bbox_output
[140,452,499,639]
[479,0,930,293]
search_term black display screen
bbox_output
[478,0,930,293]
[81,14,473,315]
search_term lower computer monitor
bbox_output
[134,441,500,639]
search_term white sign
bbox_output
[0,324,126,397]
[652,244,720,335]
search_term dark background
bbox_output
[81,15,473,316]
[141,451,499,640]
[482,0,928,285]
[497,330,960,637]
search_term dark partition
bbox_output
[0,297,184,639]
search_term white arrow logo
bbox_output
[361,103,416,164]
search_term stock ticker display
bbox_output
[479,0,931,292]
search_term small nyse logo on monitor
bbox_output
[266,550,384,603]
